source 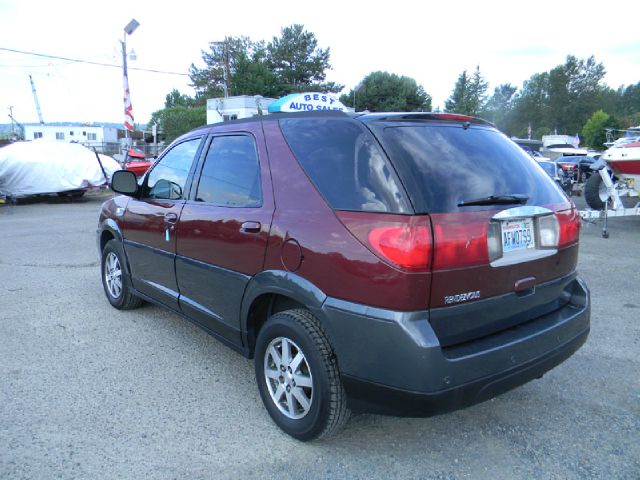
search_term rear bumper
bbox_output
[341,327,588,416]
[319,275,590,416]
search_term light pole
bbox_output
[121,19,139,146]
[353,82,363,112]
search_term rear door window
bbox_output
[279,118,411,213]
[195,135,261,207]
[372,124,567,213]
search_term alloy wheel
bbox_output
[104,252,123,299]
[263,336,313,419]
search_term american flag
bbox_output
[123,68,134,132]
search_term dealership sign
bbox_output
[268,93,348,113]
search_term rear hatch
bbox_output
[364,114,581,347]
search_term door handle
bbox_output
[164,212,178,224]
[240,221,261,233]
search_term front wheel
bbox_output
[254,309,350,441]
[101,240,143,310]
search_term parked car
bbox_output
[123,147,153,177]
[97,111,590,441]
[555,155,596,182]
[537,160,572,194]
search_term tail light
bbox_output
[335,212,432,271]
[368,225,431,270]
[432,218,489,270]
[557,209,581,247]
[537,214,559,248]
[536,210,580,249]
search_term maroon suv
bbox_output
[98,111,590,441]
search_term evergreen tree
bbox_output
[339,71,431,112]
[445,66,488,116]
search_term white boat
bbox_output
[584,137,640,212]
[602,141,640,187]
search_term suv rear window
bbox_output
[371,124,567,213]
[279,118,411,213]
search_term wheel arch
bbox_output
[99,219,123,252]
[98,220,135,281]
[241,270,328,358]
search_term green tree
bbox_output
[189,36,278,98]
[189,26,341,99]
[445,66,488,116]
[482,83,517,132]
[617,81,640,117]
[509,55,609,136]
[548,55,607,133]
[339,71,431,112]
[232,48,281,97]
[582,110,620,149]
[164,88,203,108]
[149,105,206,144]
[510,72,550,136]
[266,24,341,94]
[533,126,552,140]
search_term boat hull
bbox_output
[603,145,640,185]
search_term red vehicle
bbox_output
[123,147,152,177]
[98,111,590,440]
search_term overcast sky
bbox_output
[1,0,639,126]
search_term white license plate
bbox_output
[502,219,535,253]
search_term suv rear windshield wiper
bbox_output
[458,194,529,207]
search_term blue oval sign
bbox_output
[268,92,348,113]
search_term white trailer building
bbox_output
[206,95,276,124]
[24,124,119,145]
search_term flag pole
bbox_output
[122,19,139,150]
[121,36,129,144]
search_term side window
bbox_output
[146,137,201,200]
[195,135,261,207]
[279,118,411,213]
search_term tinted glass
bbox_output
[539,162,556,176]
[147,138,200,200]
[279,118,411,213]
[195,135,261,207]
[373,124,567,213]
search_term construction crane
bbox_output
[29,74,44,125]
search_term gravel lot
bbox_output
[1,191,638,479]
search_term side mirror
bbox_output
[111,170,139,196]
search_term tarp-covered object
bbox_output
[0,140,121,196]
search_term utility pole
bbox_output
[223,43,230,98]
[213,40,229,98]
[353,82,363,112]
[29,75,45,125]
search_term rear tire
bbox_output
[101,240,143,310]
[254,309,350,441]
[584,173,608,210]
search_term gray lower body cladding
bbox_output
[319,275,590,415]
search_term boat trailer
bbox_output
[579,169,640,238]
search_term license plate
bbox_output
[502,219,534,253]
